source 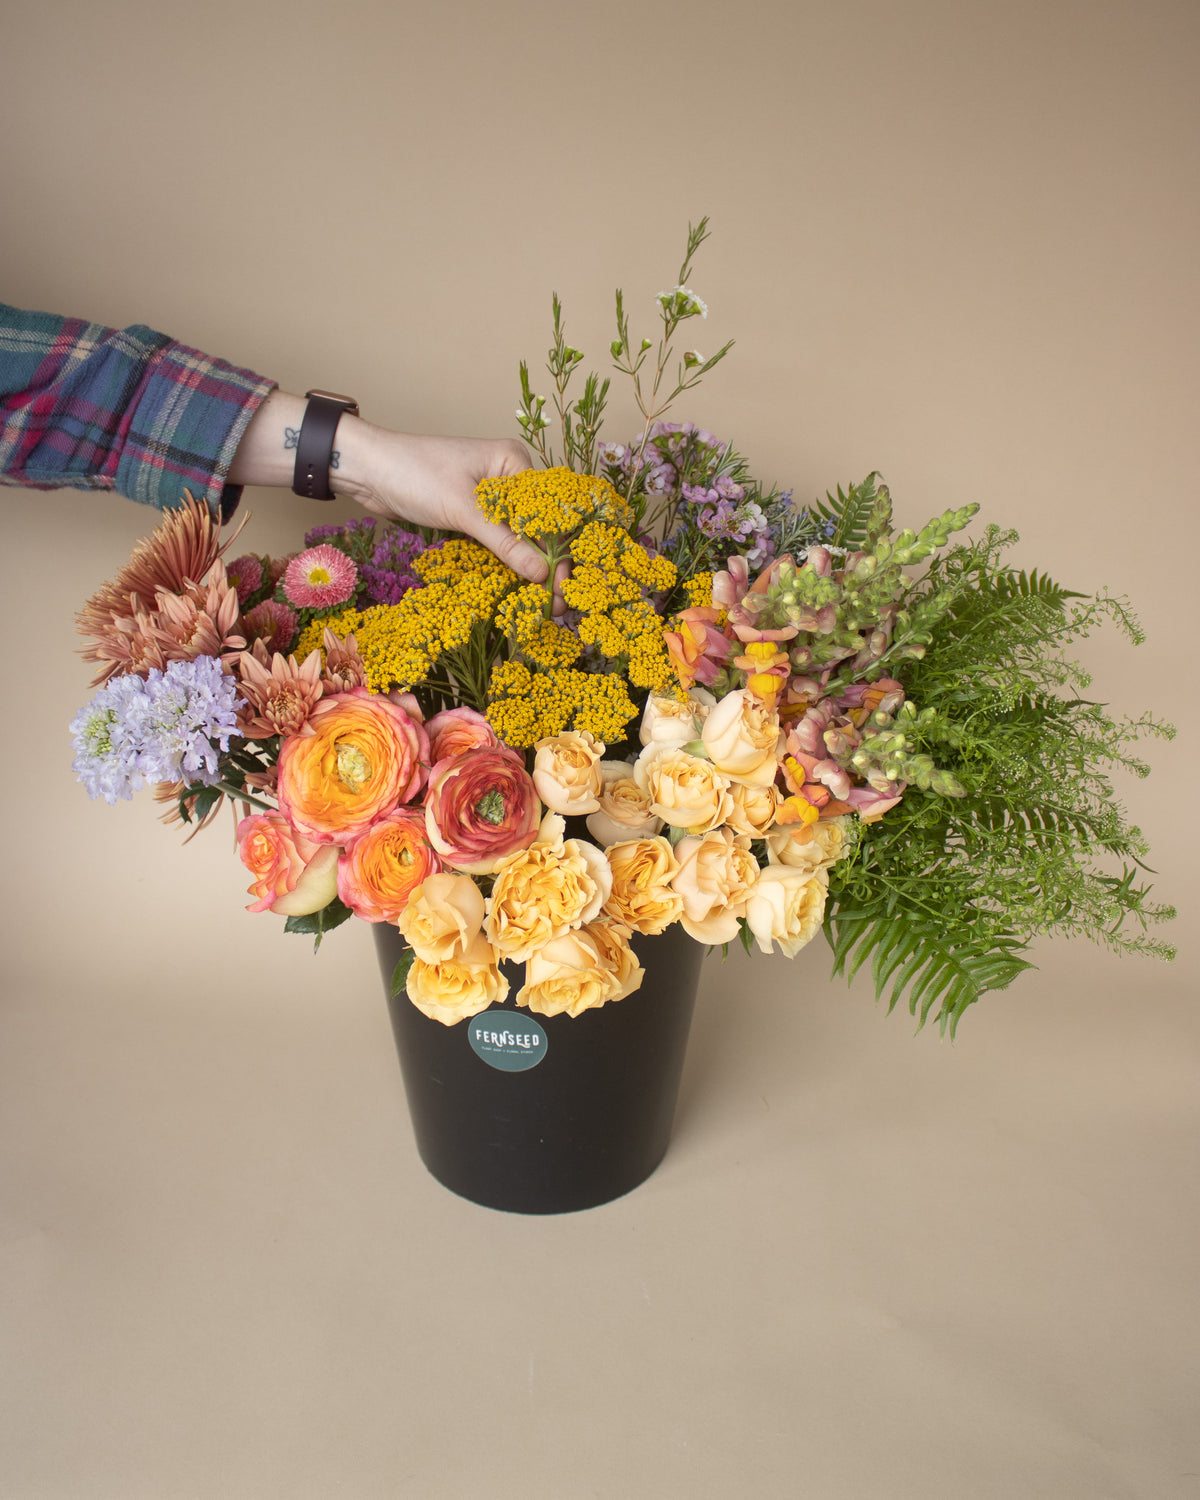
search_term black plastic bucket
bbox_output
[373,924,702,1214]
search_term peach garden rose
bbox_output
[700,687,784,786]
[532,730,605,816]
[744,866,828,958]
[395,872,494,966]
[585,760,663,848]
[633,744,734,834]
[485,814,612,963]
[518,923,642,1018]
[670,826,759,945]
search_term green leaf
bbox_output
[284,897,354,953]
[390,946,416,999]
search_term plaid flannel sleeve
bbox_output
[0,303,276,521]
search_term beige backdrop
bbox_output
[2,2,1197,1497]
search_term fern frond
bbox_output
[809,474,880,550]
[825,908,1035,1037]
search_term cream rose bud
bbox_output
[604,836,684,935]
[766,816,850,877]
[532,730,605,815]
[670,826,759,945]
[585,760,663,847]
[406,957,508,1027]
[744,866,828,959]
[640,692,710,749]
[633,744,734,833]
[395,871,494,965]
[700,688,784,787]
[726,780,783,839]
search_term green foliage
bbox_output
[284,897,354,953]
[390,945,416,999]
[824,517,1175,1031]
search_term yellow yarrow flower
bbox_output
[486,660,638,749]
[683,571,714,609]
[475,468,633,540]
[414,538,515,584]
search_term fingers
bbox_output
[466,513,549,584]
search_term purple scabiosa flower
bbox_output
[70,673,153,804]
[135,657,244,787]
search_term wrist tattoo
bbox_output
[330,450,340,469]
[283,426,300,451]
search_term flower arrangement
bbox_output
[71,221,1175,1034]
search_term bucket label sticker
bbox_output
[468,1011,548,1072]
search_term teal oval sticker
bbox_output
[468,1010,548,1072]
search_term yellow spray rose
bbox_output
[406,957,509,1026]
[518,922,642,1017]
[486,814,612,963]
[604,836,685,936]
[395,872,494,965]
[726,780,783,839]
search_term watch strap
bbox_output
[292,392,356,500]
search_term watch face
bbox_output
[305,389,359,414]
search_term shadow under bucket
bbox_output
[373,924,702,1214]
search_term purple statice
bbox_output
[135,657,244,786]
[303,517,377,550]
[70,673,154,804]
[362,525,425,606]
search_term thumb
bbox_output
[465,514,549,585]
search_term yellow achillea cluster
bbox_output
[294,538,520,694]
[414,538,514,586]
[683,571,714,609]
[555,521,677,693]
[293,606,363,663]
[475,468,633,540]
[496,584,582,671]
[487,661,638,748]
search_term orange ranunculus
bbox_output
[236,812,340,916]
[277,687,429,845]
[337,807,442,923]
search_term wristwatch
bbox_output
[292,389,360,500]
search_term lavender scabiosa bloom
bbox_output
[70,673,153,804]
[135,657,244,786]
[362,525,426,606]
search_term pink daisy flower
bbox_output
[244,599,299,655]
[282,545,359,609]
[225,553,264,605]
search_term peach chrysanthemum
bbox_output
[283,545,359,609]
[77,494,245,639]
[235,641,325,738]
[321,628,369,693]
